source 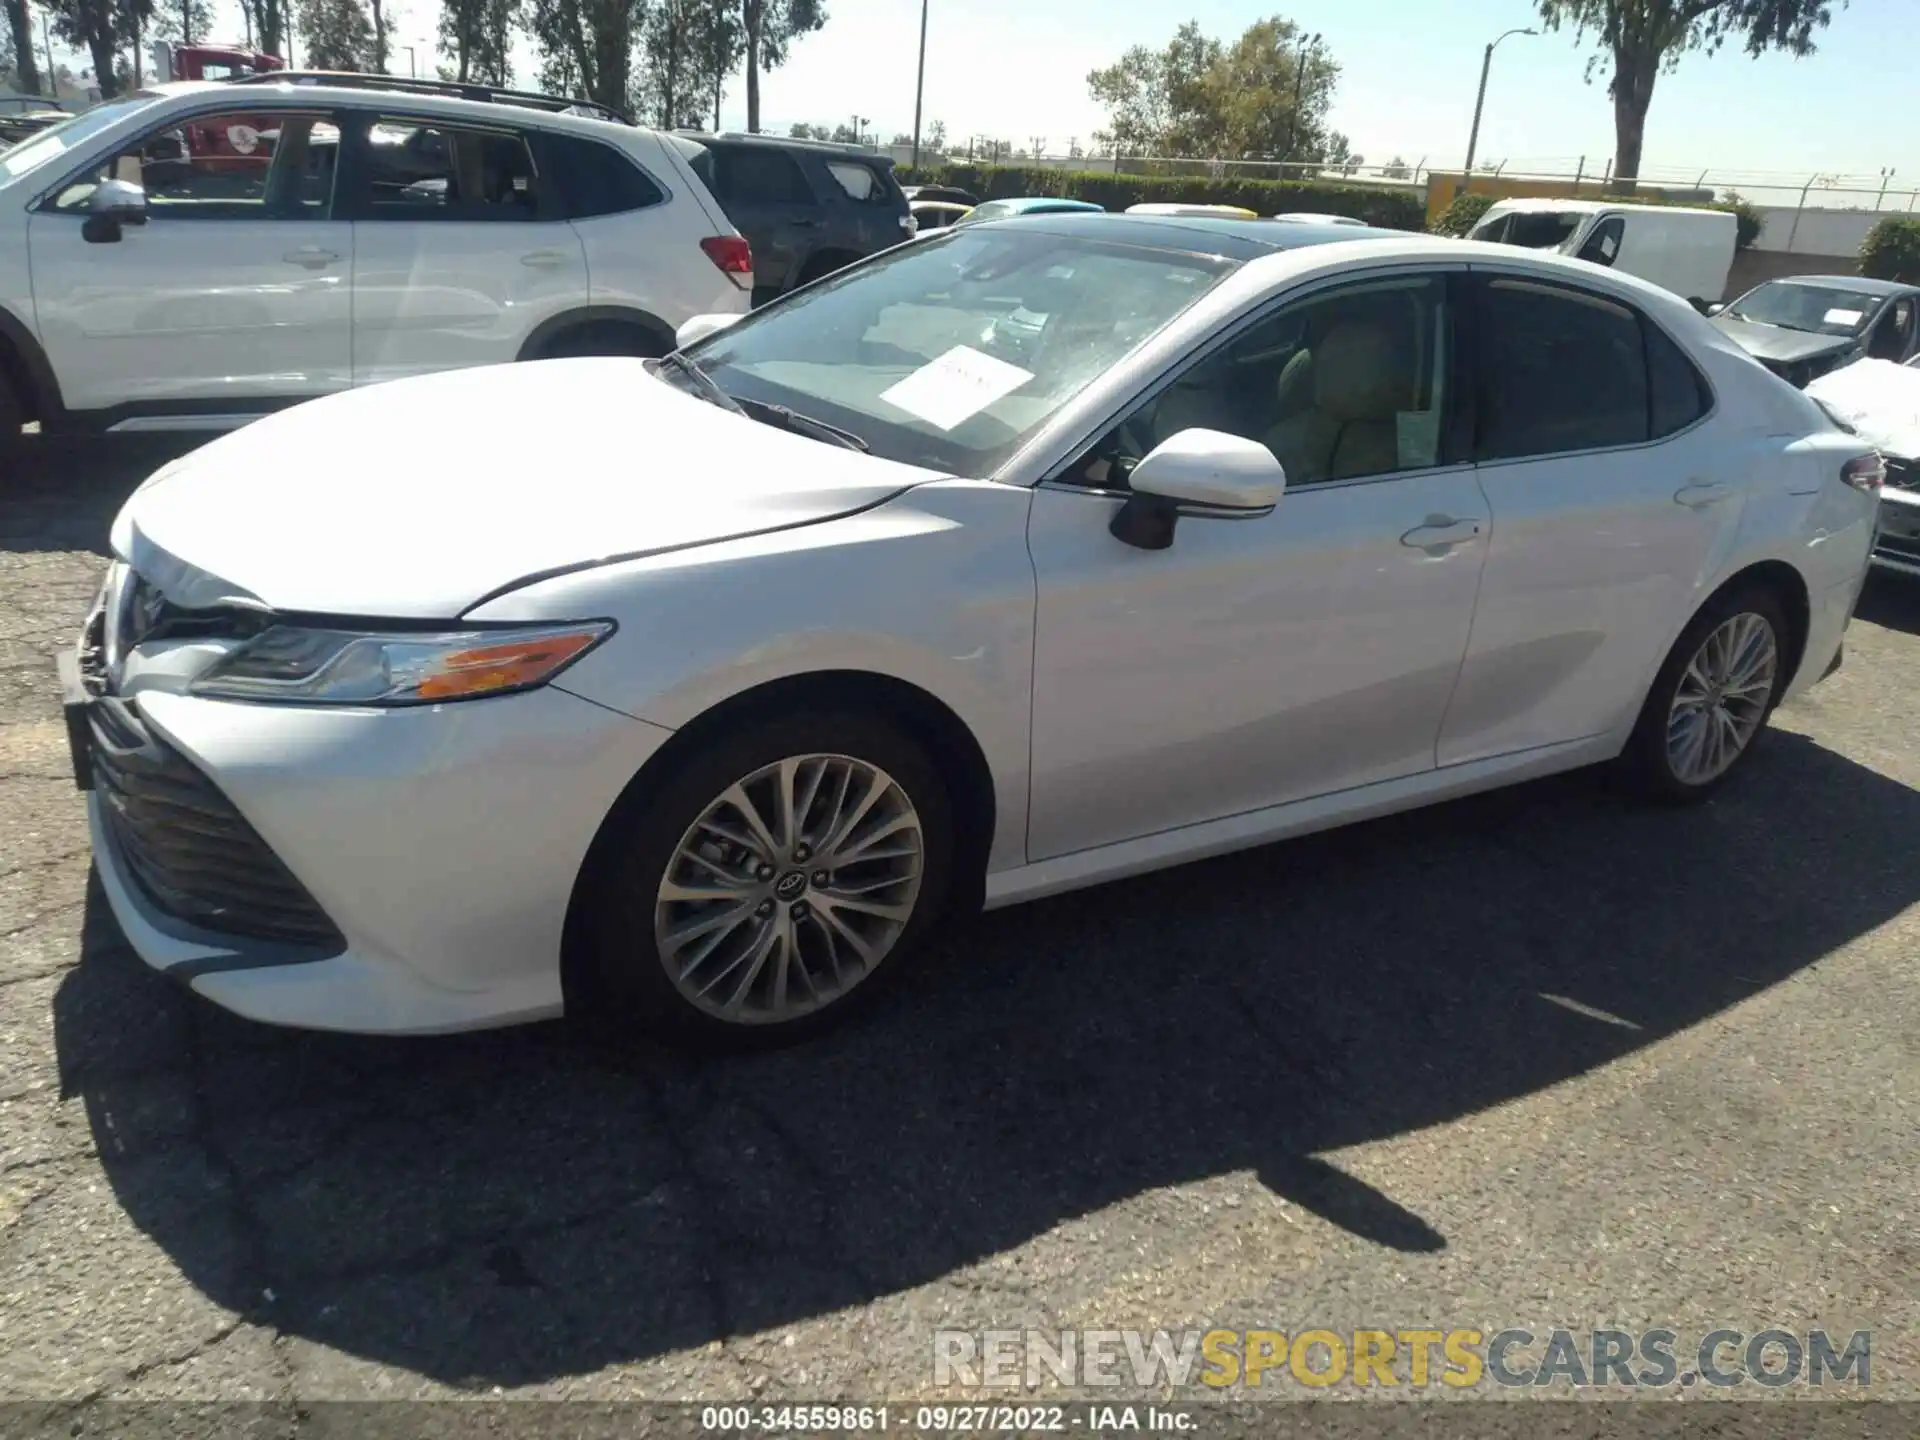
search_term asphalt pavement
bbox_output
[3,437,1918,1414]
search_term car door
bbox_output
[701,143,819,294]
[1025,267,1491,861]
[1435,270,1739,766]
[343,112,587,386]
[25,105,351,416]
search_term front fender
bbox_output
[465,479,1039,871]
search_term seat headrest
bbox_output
[1312,321,1412,423]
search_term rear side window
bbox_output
[709,145,812,205]
[1645,319,1712,436]
[826,159,893,205]
[361,119,539,221]
[1475,277,1649,459]
[543,133,663,218]
[1577,215,1624,266]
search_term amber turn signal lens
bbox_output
[413,630,602,700]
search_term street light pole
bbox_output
[1462,26,1537,180]
[910,0,928,172]
[1282,30,1320,167]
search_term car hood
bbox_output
[1806,358,1920,462]
[1709,316,1856,365]
[113,359,939,620]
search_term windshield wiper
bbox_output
[650,352,745,414]
[734,396,871,452]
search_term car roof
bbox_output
[676,129,897,166]
[1482,196,1727,220]
[1756,274,1916,297]
[976,196,1103,212]
[963,211,1419,262]
[155,77,651,137]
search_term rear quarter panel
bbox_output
[464,479,1040,872]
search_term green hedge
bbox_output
[1860,217,1920,283]
[897,163,1428,231]
[1429,192,1494,237]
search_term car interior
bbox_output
[1068,279,1445,489]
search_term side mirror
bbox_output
[1109,428,1285,551]
[1703,301,1726,317]
[676,312,743,349]
[82,178,147,244]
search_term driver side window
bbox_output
[1062,273,1455,491]
[52,111,340,219]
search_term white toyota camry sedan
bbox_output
[62,215,1882,1047]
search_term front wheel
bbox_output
[1618,586,1790,801]
[574,712,954,1049]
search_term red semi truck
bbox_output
[145,43,288,180]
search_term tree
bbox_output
[638,0,737,128]
[528,0,644,112]
[5,0,40,94]
[296,0,374,69]
[927,117,946,151]
[42,0,127,96]
[1536,0,1839,190]
[1086,16,1337,161]
[741,0,823,132]
[438,0,519,83]
[239,0,292,58]
[1382,154,1410,179]
[152,0,215,49]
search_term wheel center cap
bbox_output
[773,870,808,901]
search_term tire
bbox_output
[0,373,24,454]
[1616,583,1791,803]
[537,321,666,360]
[573,710,955,1051]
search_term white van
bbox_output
[1468,198,1736,310]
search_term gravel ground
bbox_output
[2,437,1918,1417]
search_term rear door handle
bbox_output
[1675,481,1735,508]
[521,250,572,268]
[282,248,338,268]
[1400,515,1484,551]
[789,217,819,227]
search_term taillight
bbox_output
[700,234,753,288]
[1841,452,1886,493]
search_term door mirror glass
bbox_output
[676,312,744,349]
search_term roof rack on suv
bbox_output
[226,70,634,124]
[673,128,894,162]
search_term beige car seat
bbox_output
[1261,320,1413,483]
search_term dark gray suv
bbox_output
[672,132,913,305]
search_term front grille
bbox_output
[1877,531,1920,563]
[89,697,344,950]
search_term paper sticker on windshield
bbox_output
[1824,308,1865,327]
[880,345,1034,431]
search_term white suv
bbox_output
[0,73,751,443]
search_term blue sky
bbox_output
[57,0,1918,203]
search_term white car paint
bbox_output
[73,228,1877,1035]
[0,81,748,428]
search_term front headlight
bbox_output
[188,621,613,705]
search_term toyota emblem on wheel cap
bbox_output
[773,870,808,901]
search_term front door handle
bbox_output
[789,217,819,228]
[520,250,572,268]
[282,248,338,268]
[1400,515,1483,552]
[1675,481,1735,508]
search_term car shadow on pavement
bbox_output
[1857,571,1920,635]
[53,729,1920,1387]
[0,437,198,556]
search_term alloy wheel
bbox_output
[1665,611,1778,787]
[653,753,925,1024]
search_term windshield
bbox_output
[1728,282,1883,336]
[679,227,1236,476]
[0,94,160,186]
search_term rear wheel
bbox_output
[0,373,25,454]
[574,711,954,1050]
[1617,585,1789,802]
